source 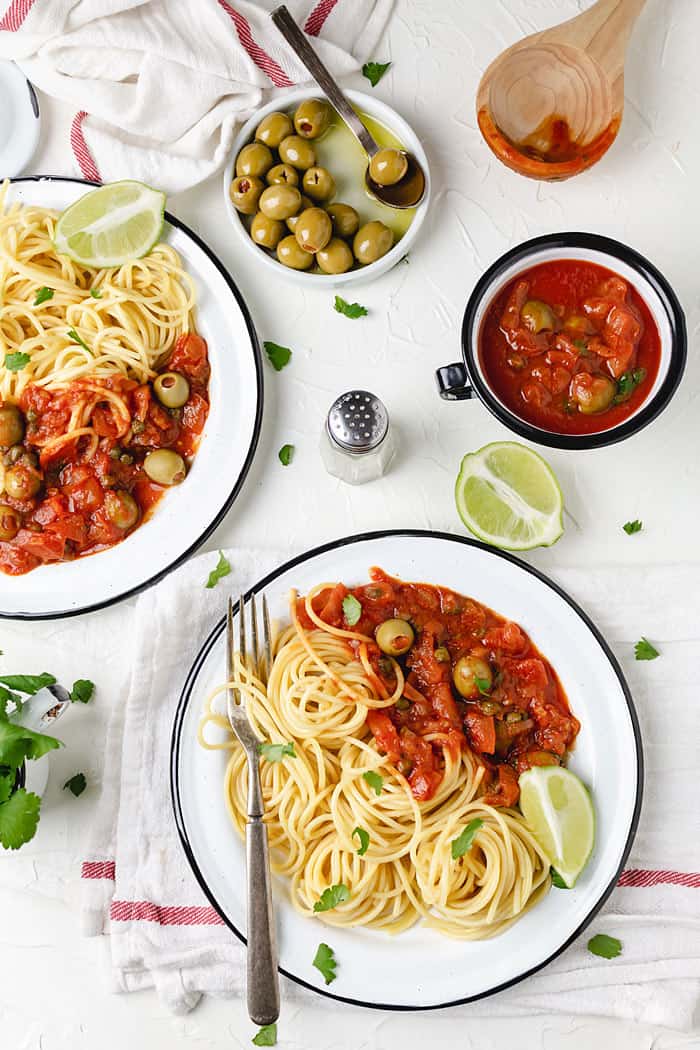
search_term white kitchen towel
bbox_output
[0,0,394,192]
[81,548,700,1026]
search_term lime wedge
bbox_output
[54,181,166,267]
[519,765,595,888]
[454,441,564,551]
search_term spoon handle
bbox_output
[271,5,379,157]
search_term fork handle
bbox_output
[246,815,280,1026]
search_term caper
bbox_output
[369,148,408,187]
[505,710,524,723]
[276,235,314,271]
[452,655,492,699]
[255,111,294,149]
[327,202,359,239]
[259,184,302,221]
[229,175,264,215]
[353,221,394,265]
[521,300,556,333]
[375,618,415,656]
[153,371,190,409]
[478,699,503,716]
[294,207,332,254]
[104,489,139,530]
[395,697,411,711]
[235,142,274,178]
[302,165,336,202]
[251,212,286,250]
[278,135,316,170]
[0,502,21,541]
[293,99,331,139]
[143,449,186,486]
[434,646,451,663]
[286,195,313,232]
[0,405,24,447]
[266,163,299,187]
[316,237,353,275]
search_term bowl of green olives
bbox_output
[224,88,430,286]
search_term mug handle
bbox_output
[435,363,474,401]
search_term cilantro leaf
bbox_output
[613,368,646,404]
[0,672,56,694]
[550,867,569,889]
[90,288,102,299]
[334,295,368,319]
[474,676,491,697]
[205,550,231,589]
[0,788,41,850]
[0,685,22,718]
[252,1023,277,1046]
[362,60,391,88]
[263,340,292,372]
[278,443,294,466]
[342,594,362,626]
[258,741,296,763]
[0,720,62,769]
[313,942,337,984]
[352,826,369,856]
[4,352,30,372]
[67,329,91,354]
[587,933,622,959]
[635,637,659,661]
[362,770,383,796]
[63,772,87,797]
[70,679,94,704]
[451,817,484,859]
[623,520,643,535]
[34,286,54,306]
[0,772,15,805]
[313,882,350,913]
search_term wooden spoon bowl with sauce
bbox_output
[476,0,646,181]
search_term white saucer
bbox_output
[0,62,40,177]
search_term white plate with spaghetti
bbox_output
[171,529,642,1010]
[0,177,263,619]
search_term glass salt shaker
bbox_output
[321,390,397,485]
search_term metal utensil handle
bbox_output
[271,5,379,157]
[246,814,280,1025]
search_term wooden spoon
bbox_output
[476,0,646,180]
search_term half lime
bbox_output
[519,765,595,888]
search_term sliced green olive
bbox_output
[521,299,556,333]
[235,142,273,178]
[452,655,492,699]
[375,618,415,656]
[0,405,24,447]
[570,373,617,415]
[255,111,294,149]
[276,235,314,271]
[4,463,41,500]
[369,148,408,187]
[153,371,190,409]
[104,489,139,530]
[143,449,186,486]
[293,99,331,139]
[0,502,21,541]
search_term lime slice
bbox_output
[519,765,595,888]
[454,441,564,551]
[54,181,166,267]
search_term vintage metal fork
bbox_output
[227,593,280,1026]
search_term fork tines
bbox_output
[229,592,272,688]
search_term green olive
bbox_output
[353,221,394,265]
[293,99,331,139]
[565,314,594,335]
[251,212,286,249]
[286,195,313,232]
[302,165,336,202]
[104,489,139,530]
[153,371,190,409]
[294,207,332,254]
[369,148,408,187]
[229,175,264,215]
[278,135,316,170]
[327,202,359,239]
[276,235,314,271]
[235,142,274,179]
[4,463,41,500]
[570,373,616,415]
[452,655,492,699]
[255,111,294,149]
[266,163,299,187]
[375,618,415,656]
[0,405,24,447]
[0,502,21,541]
[521,300,556,333]
[143,449,186,486]
[316,237,354,275]
[259,184,302,221]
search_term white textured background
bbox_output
[2,0,700,1047]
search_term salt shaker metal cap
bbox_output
[326,390,389,454]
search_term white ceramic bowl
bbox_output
[223,88,431,288]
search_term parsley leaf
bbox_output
[474,676,491,697]
[352,826,369,856]
[587,933,622,959]
[205,550,231,589]
[67,329,91,353]
[362,770,383,796]
[263,340,292,372]
[252,1023,277,1046]
[4,352,30,372]
[635,637,659,661]
[63,772,87,797]
[550,867,569,889]
[451,818,483,859]
[0,673,56,695]
[278,443,294,466]
[0,685,22,716]
[573,338,588,352]
[34,286,54,306]
[313,883,350,913]
[334,295,368,319]
[0,788,41,850]
[623,520,643,535]
[313,942,337,984]
[0,720,62,769]
[258,741,296,763]
[342,594,362,626]
[613,368,646,404]
[70,679,94,704]
[362,60,391,88]
[89,288,102,299]
[0,772,14,805]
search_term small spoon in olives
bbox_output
[271,5,426,209]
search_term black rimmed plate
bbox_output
[171,529,642,1010]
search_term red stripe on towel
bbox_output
[216,0,293,87]
[110,900,225,926]
[304,0,339,36]
[618,868,700,888]
[81,860,116,880]
[0,0,35,31]
[70,111,102,183]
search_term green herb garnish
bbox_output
[550,867,569,889]
[635,637,659,661]
[63,772,87,797]
[451,818,483,860]
[4,352,30,372]
[312,942,337,985]
[263,340,292,371]
[573,338,587,352]
[613,368,646,404]
[623,520,643,535]
[0,673,56,694]
[587,933,622,959]
[90,288,102,299]
[258,741,296,763]
[278,443,294,466]
[334,295,368,319]
[474,676,491,697]
[362,60,391,87]
[362,770,383,796]
[342,594,362,626]
[0,789,41,851]
[313,883,350,913]
[252,1023,277,1046]
[205,550,231,589]
[67,328,91,353]
[34,286,54,306]
[352,826,369,856]
[70,679,94,704]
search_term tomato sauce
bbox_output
[478,259,661,435]
[297,568,579,806]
